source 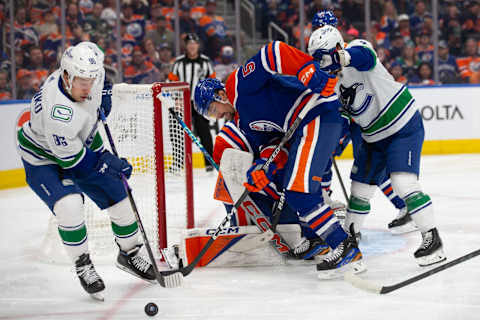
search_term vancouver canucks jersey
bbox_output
[224,41,340,152]
[338,39,417,143]
[17,70,104,168]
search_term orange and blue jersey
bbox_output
[198,15,227,38]
[124,14,147,41]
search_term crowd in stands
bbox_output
[0,0,479,100]
[259,0,480,85]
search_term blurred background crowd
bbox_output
[0,0,479,100]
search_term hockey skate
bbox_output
[290,237,330,260]
[75,253,105,301]
[116,244,156,283]
[414,228,446,267]
[316,224,366,279]
[388,207,418,234]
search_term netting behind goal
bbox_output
[40,82,194,264]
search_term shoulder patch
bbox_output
[51,105,73,122]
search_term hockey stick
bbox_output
[98,109,183,288]
[164,107,306,277]
[168,107,291,253]
[332,157,349,203]
[344,248,480,294]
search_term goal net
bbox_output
[40,82,194,264]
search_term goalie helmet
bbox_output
[194,78,225,118]
[308,25,345,72]
[60,45,101,94]
[312,10,338,29]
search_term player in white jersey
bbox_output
[305,26,446,267]
[16,43,155,300]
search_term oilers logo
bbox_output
[249,120,283,132]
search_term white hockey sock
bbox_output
[345,196,370,234]
[53,194,89,262]
[405,192,435,233]
[107,198,140,252]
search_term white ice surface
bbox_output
[1,154,480,319]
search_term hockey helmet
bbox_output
[312,10,338,29]
[307,25,345,72]
[60,45,101,94]
[194,78,225,118]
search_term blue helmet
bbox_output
[312,10,338,29]
[194,78,225,118]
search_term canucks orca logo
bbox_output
[339,83,374,116]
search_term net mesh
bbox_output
[40,83,192,264]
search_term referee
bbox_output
[168,33,216,172]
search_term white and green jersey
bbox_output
[338,39,417,143]
[17,70,104,168]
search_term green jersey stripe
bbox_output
[363,88,413,135]
[90,132,104,152]
[18,128,85,168]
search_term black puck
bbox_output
[145,302,158,316]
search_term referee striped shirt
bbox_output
[168,54,216,101]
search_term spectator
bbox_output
[13,7,38,50]
[410,0,429,36]
[100,0,118,28]
[168,33,216,171]
[341,0,364,25]
[179,5,198,35]
[410,62,435,85]
[66,3,84,27]
[389,31,405,60]
[461,1,480,37]
[146,3,162,32]
[158,43,174,81]
[131,0,149,17]
[380,1,398,33]
[397,14,412,43]
[27,46,48,83]
[184,0,206,23]
[416,31,433,63]
[396,41,420,80]
[438,40,460,84]
[34,11,59,38]
[84,2,109,40]
[198,0,228,59]
[456,38,480,83]
[123,46,161,84]
[145,16,175,52]
[67,24,89,46]
[30,0,54,22]
[122,3,146,42]
[0,70,12,100]
[16,69,36,100]
[214,45,237,82]
[78,0,94,16]
[345,27,360,43]
[390,61,407,84]
[143,38,161,69]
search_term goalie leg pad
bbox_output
[53,194,89,261]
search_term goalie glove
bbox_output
[243,145,288,192]
[244,159,279,192]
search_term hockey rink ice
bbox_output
[1,154,479,320]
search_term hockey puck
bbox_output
[145,302,158,316]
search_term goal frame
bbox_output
[152,82,195,251]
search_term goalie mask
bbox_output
[194,78,226,118]
[60,45,102,95]
[308,25,345,72]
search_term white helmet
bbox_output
[60,45,101,94]
[307,25,345,71]
[76,41,105,64]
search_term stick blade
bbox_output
[161,272,184,288]
[344,271,383,294]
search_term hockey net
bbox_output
[40,82,194,264]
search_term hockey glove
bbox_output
[331,48,351,68]
[100,80,113,118]
[96,150,133,179]
[244,159,279,193]
[297,61,338,97]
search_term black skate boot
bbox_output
[316,224,366,279]
[116,244,156,283]
[414,228,446,266]
[75,253,105,301]
[291,237,330,260]
[388,208,418,234]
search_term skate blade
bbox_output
[389,222,419,235]
[115,262,156,284]
[89,292,105,302]
[416,249,447,267]
[317,260,367,280]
